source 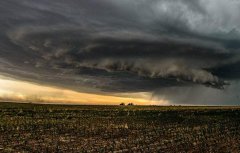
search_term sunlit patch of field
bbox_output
[0,102,240,152]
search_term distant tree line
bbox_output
[120,103,134,106]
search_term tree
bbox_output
[128,103,134,106]
[120,102,125,106]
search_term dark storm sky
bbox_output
[1,0,240,104]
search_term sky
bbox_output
[0,0,240,105]
[0,75,162,105]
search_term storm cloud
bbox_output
[1,0,240,104]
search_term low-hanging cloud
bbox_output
[0,0,240,104]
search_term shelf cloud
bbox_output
[1,0,240,104]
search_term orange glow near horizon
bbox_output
[0,75,169,105]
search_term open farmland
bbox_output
[0,102,240,152]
